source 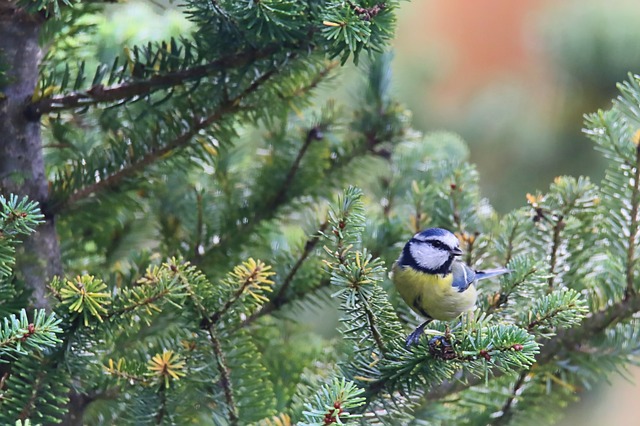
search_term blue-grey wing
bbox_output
[451,262,476,293]
[451,262,510,293]
[475,268,510,280]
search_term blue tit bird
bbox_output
[392,228,509,347]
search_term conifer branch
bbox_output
[276,61,338,100]
[26,43,295,116]
[537,290,640,363]
[202,259,275,327]
[50,67,279,214]
[188,64,338,260]
[356,287,387,356]
[104,290,172,320]
[193,189,204,260]
[213,123,327,254]
[426,290,640,402]
[625,144,640,298]
[240,279,330,329]
[241,221,329,327]
[345,0,387,21]
[207,327,239,425]
[503,222,521,266]
[274,221,328,305]
[492,371,528,426]
[269,126,325,211]
[525,303,572,332]
[18,369,46,421]
[104,365,149,385]
[154,383,168,425]
[487,268,537,313]
[547,215,564,290]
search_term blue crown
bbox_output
[414,228,454,239]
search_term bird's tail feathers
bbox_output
[475,268,510,281]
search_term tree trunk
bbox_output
[0,2,60,309]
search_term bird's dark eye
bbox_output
[430,240,446,249]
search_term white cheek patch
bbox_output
[409,243,448,271]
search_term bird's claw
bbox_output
[405,319,433,348]
[405,329,424,347]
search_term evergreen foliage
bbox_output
[3,1,640,425]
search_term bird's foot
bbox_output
[405,319,433,348]
[405,328,424,347]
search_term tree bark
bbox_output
[0,2,60,309]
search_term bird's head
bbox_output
[399,228,463,274]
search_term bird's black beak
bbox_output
[451,247,463,256]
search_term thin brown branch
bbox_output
[240,278,331,329]
[240,65,337,224]
[26,43,289,116]
[18,370,46,421]
[204,106,333,258]
[277,61,338,100]
[547,216,564,290]
[525,304,577,332]
[104,289,172,320]
[176,255,238,424]
[625,145,640,298]
[50,68,278,214]
[503,221,520,266]
[203,267,260,327]
[269,126,325,211]
[492,371,528,426]
[241,221,328,327]
[356,288,387,356]
[208,327,239,425]
[487,269,537,314]
[154,383,168,425]
[193,189,204,260]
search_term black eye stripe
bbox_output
[410,238,452,250]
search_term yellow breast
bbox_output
[392,263,477,321]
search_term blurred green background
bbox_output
[73,0,640,424]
